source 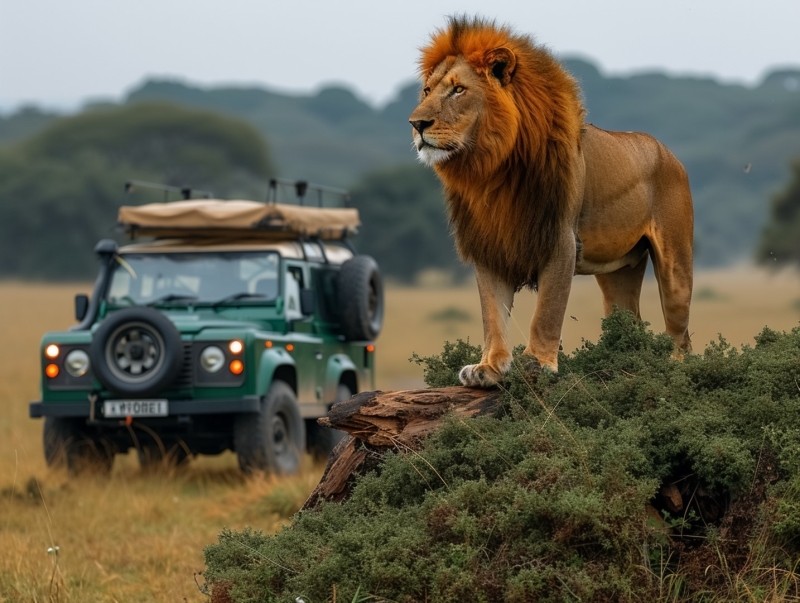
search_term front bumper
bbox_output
[29,396,260,418]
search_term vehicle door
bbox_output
[283,260,324,404]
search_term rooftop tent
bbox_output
[117,199,360,240]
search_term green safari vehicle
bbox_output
[29,180,383,474]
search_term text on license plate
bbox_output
[103,400,168,418]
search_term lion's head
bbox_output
[410,16,584,180]
[410,51,518,168]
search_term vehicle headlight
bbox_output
[64,349,90,377]
[200,346,225,373]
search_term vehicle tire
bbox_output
[337,255,384,341]
[90,307,183,397]
[233,380,306,475]
[43,417,114,475]
[306,383,351,460]
[137,442,190,470]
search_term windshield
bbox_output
[106,252,280,306]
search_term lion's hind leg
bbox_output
[648,168,694,356]
[594,251,649,320]
[650,235,693,355]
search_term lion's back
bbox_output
[582,125,690,208]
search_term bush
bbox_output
[204,311,800,602]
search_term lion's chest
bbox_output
[447,195,545,289]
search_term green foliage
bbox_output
[0,103,275,279]
[3,62,800,280]
[127,80,410,189]
[758,158,800,266]
[205,311,800,601]
[410,339,481,388]
[0,106,57,145]
[27,102,272,179]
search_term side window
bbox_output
[284,266,304,321]
[311,266,340,323]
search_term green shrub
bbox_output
[205,310,800,602]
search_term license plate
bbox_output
[103,400,168,418]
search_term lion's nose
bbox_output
[410,119,435,135]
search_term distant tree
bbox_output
[0,103,275,280]
[349,164,468,283]
[26,101,274,189]
[0,106,58,146]
[757,159,800,266]
[304,87,374,125]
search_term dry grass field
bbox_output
[380,267,800,387]
[1,269,799,602]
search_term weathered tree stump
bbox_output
[302,387,501,510]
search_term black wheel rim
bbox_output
[271,413,290,459]
[105,321,166,383]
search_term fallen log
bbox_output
[302,386,502,510]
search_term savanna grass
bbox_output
[204,310,800,602]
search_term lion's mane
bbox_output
[419,16,585,289]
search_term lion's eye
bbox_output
[423,87,431,98]
[454,85,466,94]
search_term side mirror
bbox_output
[300,289,317,316]
[75,294,89,322]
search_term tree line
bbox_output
[1,60,799,281]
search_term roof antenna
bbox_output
[295,181,308,206]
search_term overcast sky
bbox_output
[1,0,798,111]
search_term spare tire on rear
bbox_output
[337,255,384,341]
[90,307,183,396]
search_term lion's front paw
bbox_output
[521,356,542,377]
[459,363,503,388]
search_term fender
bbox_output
[324,353,357,403]
[256,347,296,397]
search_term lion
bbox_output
[409,16,694,387]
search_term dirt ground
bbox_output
[1,268,798,601]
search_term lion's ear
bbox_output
[485,47,517,86]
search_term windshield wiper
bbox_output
[211,292,266,307]
[146,294,198,306]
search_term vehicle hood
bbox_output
[164,313,265,334]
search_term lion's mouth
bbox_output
[417,137,456,153]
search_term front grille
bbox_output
[171,342,194,390]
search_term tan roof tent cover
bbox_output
[118,199,360,240]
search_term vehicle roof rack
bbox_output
[124,180,214,202]
[125,178,350,208]
[267,178,350,208]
